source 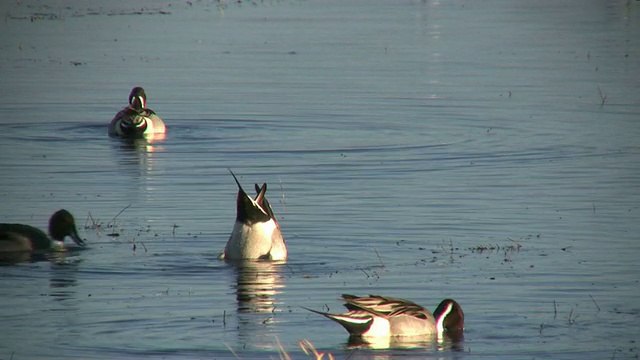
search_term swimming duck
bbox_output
[108,87,166,138]
[304,294,464,338]
[0,209,85,254]
[220,171,287,261]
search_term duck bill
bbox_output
[69,226,86,247]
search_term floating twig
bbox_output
[224,342,239,359]
[589,294,601,312]
[299,339,335,360]
[597,85,607,106]
[568,307,574,324]
[276,337,291,360]
[374,247,385,268]
[568,305,579,324]
[107,204,131,227]
[84,211,101,229]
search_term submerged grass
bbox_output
[226,338,335,360]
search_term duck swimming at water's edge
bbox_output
[0,209,85,255]
[108,87,166,138]
[220,170,287,261]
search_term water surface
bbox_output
[1,0,639,359]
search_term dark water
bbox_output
[1,0,639,359]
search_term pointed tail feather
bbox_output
[303,307,372,336]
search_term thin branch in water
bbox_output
[298,339,335,360]
[568,307,574,324]
[589,294,601,312]
[224,342,240,359]
[276,336,291,360]
[107,204,131,227]
[597,85,607,106]
[568,305,579,324]
[84,212,99,228]
[374,247,385,268]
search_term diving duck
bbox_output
[220,171,287,261]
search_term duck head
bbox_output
[433,298,464,333]
[128,87,147,110]
[48,209,85,246]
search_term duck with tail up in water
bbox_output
[220,170,287,261]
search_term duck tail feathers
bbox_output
[303,307,372,336]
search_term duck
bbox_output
[304,294,464,339]
[0,209,86,254]
[220,170,287,261]
[108,87,166,138]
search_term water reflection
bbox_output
[0,248,82,266]
[48,252,83,303]
[232,260,286,313]
[0,250,33,264]
[229,260,287,350]
[345,332,464,351]
[110,137,165,174]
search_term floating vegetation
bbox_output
[83,211,103,233]
[469,238,522,254]
[273,338,335,360]
[82,205,165,249]
[597,85,607,106]
[5,0,286,23]
[4,4,172,22]
[226,337,333,360]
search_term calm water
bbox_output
[1,0,639,359]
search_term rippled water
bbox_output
[1,0,639,359]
